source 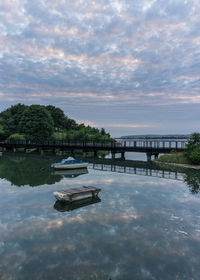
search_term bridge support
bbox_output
[154,153,159,159]
[111,152,115,159]
[121,152,125,160]
[146,153,152,162]
[59,150,64,156]
[13,147,16,153]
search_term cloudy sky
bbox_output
[0,0,200,136]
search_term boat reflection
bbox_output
[52,168,88,178]
[54,196,101,212]
[1,154,200,194]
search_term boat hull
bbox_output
[54,196,101,212]
[53,186,101,203]
[53,163,88,170]
[54,191,99,202]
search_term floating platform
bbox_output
[53,186,101,202]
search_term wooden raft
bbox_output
[54,186,101,202]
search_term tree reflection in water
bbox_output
[0,154,88,187]
[184,169,200,194]
[0,153,200,194]
[0,154,62,186]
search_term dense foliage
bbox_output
[157,133,200,165]
[0,104,111,142]
[186,133,200,164]
[19,105,54,140]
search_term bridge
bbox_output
[0,139,188,161]
[88,162,184,182]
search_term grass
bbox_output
[155,152,189,164]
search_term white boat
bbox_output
[53,186,101,202]
[51,157,88,170]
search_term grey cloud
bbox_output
[0,0,200,135]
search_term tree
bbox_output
[186,133,200,164]
[0,103,112,142]
[45,105,66,130]
[0,117,5,140]
[184,169,200,194]
[46,105,77,130]
[0,103,27,137]
[19,105,54,140]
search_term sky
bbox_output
[0,0,200,137]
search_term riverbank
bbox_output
[155,152,200,170]
[155,161,200,170]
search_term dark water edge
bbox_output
[0,152,200,193]
[0,153,200,280]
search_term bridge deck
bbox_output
[0,139,188,155]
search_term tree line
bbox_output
[0,104,111,142]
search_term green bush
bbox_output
[186,133,200,164]
[156,152,188,164]
[8,133,26,140]
[188,147,200,164]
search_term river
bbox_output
[0,153,200,280]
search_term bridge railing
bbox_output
[0,139,188,150]
[0,139,116,147]
[118,140,188,149]
[89,163,184,181]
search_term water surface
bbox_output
[0,154,200,280]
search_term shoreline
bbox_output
[155,160,200,170]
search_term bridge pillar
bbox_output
[146,153,152,162]
[13,147,16,153]
[121,152,125,160]
[111,152,115,159]
[59,150,64,156]
[154,153,159,160]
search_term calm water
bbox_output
[0,154,200,280]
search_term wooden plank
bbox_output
[56,186,101,196]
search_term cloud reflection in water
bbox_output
[0,155,200,279]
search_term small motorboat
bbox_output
[51,157,88,170]
[53,186,101,202]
